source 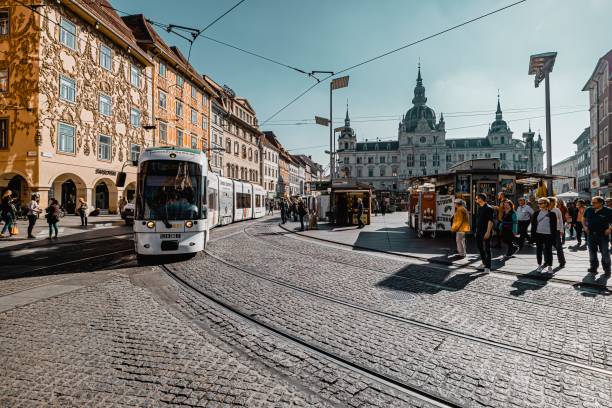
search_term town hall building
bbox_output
[336,66,545,191]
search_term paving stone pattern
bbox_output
[211,222,612,371]
[0,275,331,407]
[169,255,612,408]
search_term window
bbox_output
[130,108,140,127]
[446,153,451,163]
[392,168,398,177]
[343,157,349,164]
[130,144,140,162]
[472,153,478,159]
[420,136,426,143]
[130,64,141,88]
[391,156,397,163]
[356,157,362,164]
[176,75,184,88]
[59,75,76,103]
[380,167,386,176]
[368,168,374,177]
[158,90,167,110]
[368,157,373,164]
[459,153,465,162]
[176,128,183,146]
[202,115,207,130]
[99,44,112,71]
[242,145,247,159]
[0,69,7,92]
[433,153,440,167]
[159,121,167,142]
[99,94,111,116]
[500,152,506,160]
[357,168,362,177]
[407,154,414,167]
[0,10,9,36]
[255,150,258,163]
[202,93,208,106]
[191,134,198,149]
[158,62,166,77]
[0,118,8,149]
[58,122,75,153]
[191,84,197,99]
[60,17,76,49]
[226,139,231,153]
[234,141,239,155]
[98,134,111,161]
[485,153,491,158]
[420,154,426,168]
[191,108,197,125]
[175,100,183,117]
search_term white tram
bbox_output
[131,147,265,257]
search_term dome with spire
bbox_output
[489,95,510,134]
[402,65,437,132]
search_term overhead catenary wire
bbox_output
[260,0,528,125]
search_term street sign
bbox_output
[331,76,349,90]
[315,116,329,126]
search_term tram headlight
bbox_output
[146,221,156,229]
[185,220,193,228]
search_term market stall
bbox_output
[329,181,372,226]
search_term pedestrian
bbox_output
[492,192,506,249]
[380,199,387,216]
[290,199,298,222]
[356,197,365,229]
[0,190,16,238]
[475,193,494,273]
[605,198,612,249]
[558,199,568,244]
[516,197,534,249]
[567,201,577,239]
[548,197,566,268]
[268,200,274,216]
[297,198,307,231]
[27,193,42,239]
[46,198,60,239]
[527,193,538,212]
[531,197,556,273]
[280,199,288,224]
[500,199,518,259]
[575,199,586,248]
[584,196,612,275]
[77,197,88,227]
[450,198,470,258]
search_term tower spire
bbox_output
[496,90,502,120]
[412,62,427,106]
[345,99,350,127]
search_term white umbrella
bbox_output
[557,191,579,199]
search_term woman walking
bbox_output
[27,193,42,239]
[46,198,60,239]
[77,197,88,227]
[575,200,586,247]
[531,197,557,273]
[548,197,566,267]
[450,199,470,258]
[0,190,16,238]
[500,200,518,259]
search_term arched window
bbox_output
[501,136,505,144]
[344,142,348,149]
[380,166,386,176]
[420,136,426,143]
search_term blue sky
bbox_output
[115,0,610,167]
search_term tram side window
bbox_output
[207,187,217,210]
[244,193,251,209]
[255,194,261,207]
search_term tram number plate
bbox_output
[160,233,181,239]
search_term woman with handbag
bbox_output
[0,190,17,238]
[77,197,88,227]
[46,198,60,239]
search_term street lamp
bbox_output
[528,51,557,193]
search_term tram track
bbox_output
[195,247,612,379]
[240,222,612,319]
[161,262,460,408]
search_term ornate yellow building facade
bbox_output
[0,0,153,213]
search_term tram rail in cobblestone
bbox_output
[161,263,460,408]
[241,223,612,319]
[199,245,612,379]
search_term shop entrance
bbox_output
[61,180,77,214]
[95,181,109,211]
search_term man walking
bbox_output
[280,199,288,224]
[516,197,534,249]
[27,193,42,239]
[584,196,612,275]
[475,193,494,273]
[356,198,365,229]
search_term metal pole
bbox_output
[330,82,333,185]
[545,72,552,193]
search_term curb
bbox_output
[278,223,611,292]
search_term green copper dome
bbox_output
[403,66,436,132]
[489,96,510,133]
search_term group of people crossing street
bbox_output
[451,192,612,275]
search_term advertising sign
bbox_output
[436,195,454,231]
[500,178,515,195]
[456,175,471,194]
[420,192,436,231]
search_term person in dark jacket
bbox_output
[584,196,612,275]
[280,199,288,224]
[0,190,16,238]
[356,198,365,228]
[46,198,60,239]
[531,197,557,273]
[297,198,307,231]
[500,200,518,258]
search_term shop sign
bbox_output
[41,152,53,158]
[27,151,37,157]
[95,168,117,176]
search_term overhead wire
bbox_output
[260,0,528,125]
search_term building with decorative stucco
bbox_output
[336,66,545,191]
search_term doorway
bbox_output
[95,182,109,211]
[61,180,77,214]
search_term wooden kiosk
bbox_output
[330,181,372,226]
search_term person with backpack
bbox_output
[77,197,88,227]
[500,199,518,259]
[46,198,60,239]
[531,197,557,273]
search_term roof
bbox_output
[67,1,151,65]
[262,131,283,150]
[582,49,612,91]
[573,127,590,144]
[552,154,577,168]
[356,141,399,151]
[446,138,491,148]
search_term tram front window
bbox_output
[137,160,202,221]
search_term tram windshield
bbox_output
[137,160,202,221]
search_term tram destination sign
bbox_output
[95,168,117,176]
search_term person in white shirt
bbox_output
[516,197,534,250]
[27,194,42,239]
[548,196,566,267]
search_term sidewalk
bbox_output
[281,211,603,288]
[0,214,129,251]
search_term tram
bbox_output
[127,146,265,257]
